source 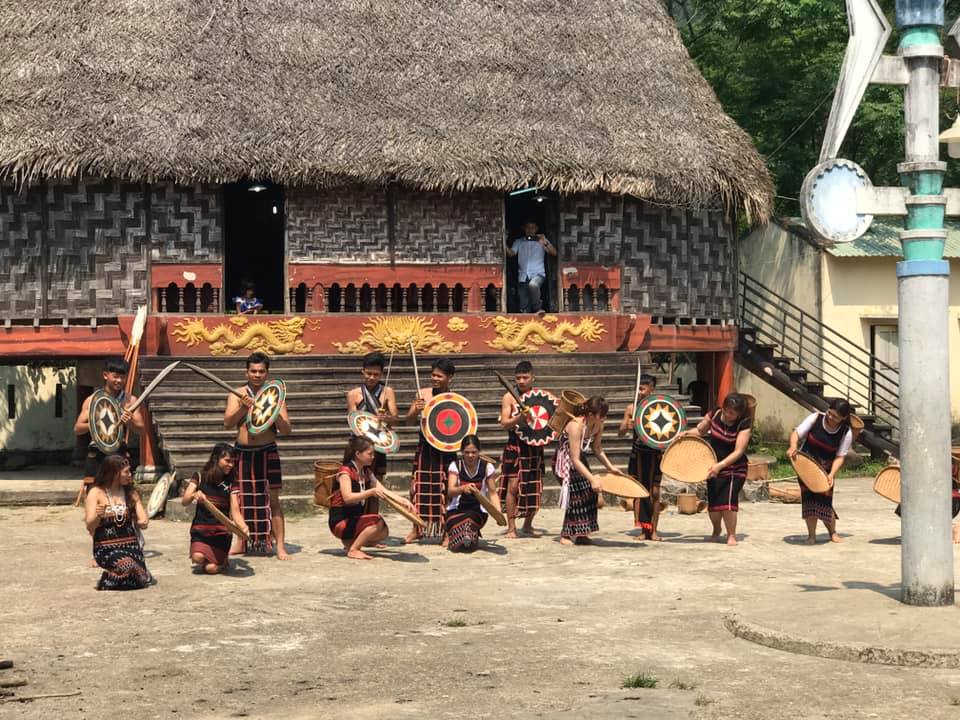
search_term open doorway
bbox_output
[504,188,558,313]
[223,180,285,313]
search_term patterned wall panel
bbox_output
[151,182,222,263]
[286,185,503,264]
[0,184,44,317]
[392,187,503,264]
[621,199,735,318]
[287,185,389,262]
[46,178,148,317]
[559,194,736,319]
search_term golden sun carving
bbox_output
[332,316,467,354]
[481,315,606,353]
[171,316,319,355]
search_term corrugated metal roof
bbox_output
[823,219,960,258]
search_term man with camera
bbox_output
[505,221,557,313]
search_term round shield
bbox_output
[348,410,400,455]
[634,393,687,450]
[514,388,558,447]
[421,392,478,452]
[89,390,124,453]
[246,379,286,435]
[147,471,175,519]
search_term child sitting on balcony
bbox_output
[234,282,263,315]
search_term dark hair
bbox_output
[828,398,853,419]
[362,352,386,371]
[460,434,481,452]
[523,220,538,227]
[721,393,748,420]
[575,395,609,417]
[246,352,270,370]
[432,358,456,376]
[514,360,533,375]
[639,374,656,387]
[104,357,129,375]
[92,454,135,503]
[342,436,374,464]
[201,443,236,484]
[242,281,256,292]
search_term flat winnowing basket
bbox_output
[873,465,901,504]
[660,436,716,484]
[791,452,833,494]
[313,461,342,508]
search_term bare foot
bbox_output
[347,550,373,560]
[726,534,738,546]
[649,533,662,542]
[804,537,817,545]
[87,558,97,568]
[403,530,421,545]
[276,548,291,561]
[633,534,646,542]
[441,538,449,548]
[830,533,843,543]
[709,534,722,543]
[503,530,519,539]
[559,536,574,546]
[521,526,543,538]
[374,543,387,549]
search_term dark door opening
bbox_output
[224,181,285,313]
[504,189,558,313]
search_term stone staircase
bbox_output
[140,353,703,507]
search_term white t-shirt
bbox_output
[795,412,853,457]
[446,460,496,512]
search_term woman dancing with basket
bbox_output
[554,396,623,545]
[329,436,394,560]
[182,443,249,574]
[445,435,497,552]
[83,454,152,590]
[684,393,752,546]
[787,399,854,545]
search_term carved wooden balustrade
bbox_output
[288,264,503,313]
[152,265,222,313]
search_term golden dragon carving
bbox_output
[481,314,606,353]
[332,315,467,354]
[171,316,318,356]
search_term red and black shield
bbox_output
[514,388,558,447]
[421,392,478,452]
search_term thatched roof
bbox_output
[0,1,773,221]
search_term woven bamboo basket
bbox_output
[547,390,586,433]
[849,414,864,441]
[661,435,716,484]
[790,452,833,494]
[741,393,757,422]
[676,492,703,514]
[313,461,342,507]
[873,465,901,504]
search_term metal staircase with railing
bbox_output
[736,272,900,458]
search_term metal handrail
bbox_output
[739,271,900,434]
[740,273,900,376]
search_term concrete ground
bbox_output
[3,477,960,719]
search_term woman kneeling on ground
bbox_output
[84,454,152,590]
[683,393,752,546]
[445,434,497,552]
[182,443,249,573]
[329,437,397,559]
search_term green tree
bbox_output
[668,0,960,217]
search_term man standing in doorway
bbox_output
[506,221,556,313]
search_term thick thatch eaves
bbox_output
[0,0,774,221]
